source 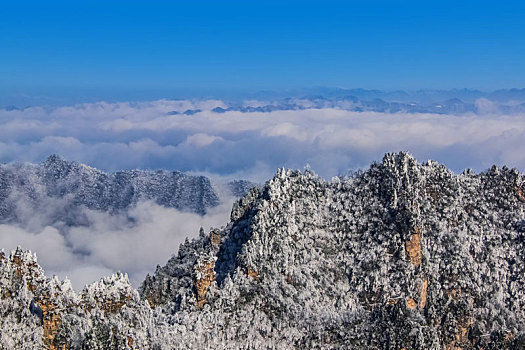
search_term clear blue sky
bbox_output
[1,0,524,100]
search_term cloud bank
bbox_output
[0,198,234,290]
[2,98,525,289]
[1,99,525,180]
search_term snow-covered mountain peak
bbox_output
[1,153,525,349]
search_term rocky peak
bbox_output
[0,156,254,224]
[1,247,153,349]
[2,153,525,349]
[42,154,68,168]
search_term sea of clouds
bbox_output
[0,197,236,290]
[2,98,525,179]
[1,98,525,289]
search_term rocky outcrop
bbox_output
[36,294,64,350]
[2,153,525,349]
[0,248,153,349]
[517,185,525,202]
[405,227,422,267]
[194,259,216,308]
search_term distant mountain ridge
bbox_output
[0,156,255,226]
[158,88,525,116]
[1,153,524,349]
[206,97,483,115]
[3,88,525,109]
[245,87,525,104]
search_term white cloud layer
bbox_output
[0,199,234,290]
[2,99,525,181]
[2,99,525,289]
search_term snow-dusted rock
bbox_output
[0,156,256,226]
[1,152,525,349]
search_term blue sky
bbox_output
[1,0,524,101]
[2,1,525,287]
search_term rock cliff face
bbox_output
[1,153,525,349]
[1,248,153,349]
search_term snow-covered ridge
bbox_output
[0,155,254,223]
[1,152,525,349]
[0,155,257,290]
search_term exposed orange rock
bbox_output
[444,317,473,349]
[12,254,23,266]
[455,317,472,344]
[35,295,68,350]
[386,299,398,305]
[515,186,525,202]
[145,294,158,309]
[100,298,129,314]
[419,279,428,309]
[8,252,69,349]
[12,254,23,278]
[444,344,462,350]
[27,281,37,292]
[446,288,462,301]
[406,279,428,311]
[8,251,143,348]
[406,227,422,267]
[210,231,221,245]
[195,261,215,308]
[84,292,133,315]
[247,268,259,281]
[407,297,417,309]
[127,336,134,349]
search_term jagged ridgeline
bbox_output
[0,155,254,223]
[1,152,525,349]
